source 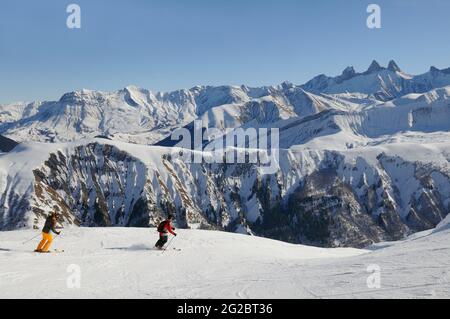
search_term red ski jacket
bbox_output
[159,221,176,236]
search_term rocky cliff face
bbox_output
[32,144,152,227]
[19,142,449,248]
[31,143,211,229]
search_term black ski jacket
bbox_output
[42,216,60,235]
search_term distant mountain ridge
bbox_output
[2,60,450,144]
[301,60,450,101]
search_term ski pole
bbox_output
[22,233,41,245]
[161,236,175,255]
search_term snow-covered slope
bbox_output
[257,86,450,150]
[0,226,449,298]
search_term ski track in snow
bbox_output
[1,227,450,299]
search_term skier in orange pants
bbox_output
[35,213,61,253]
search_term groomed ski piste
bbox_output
[1,216,450,299]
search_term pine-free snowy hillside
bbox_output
[0,226,449,298]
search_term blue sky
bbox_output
[1,0,449,104]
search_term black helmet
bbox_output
[167,214,174,220]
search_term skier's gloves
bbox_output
[174,233,177,236]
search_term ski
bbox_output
[154,247,181,253]
[162,247,181,252]
[34,249,65,254]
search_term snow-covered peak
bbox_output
[429,65,450,75]
[366,60,384,73]
[124,85,144,93]
[387,60,401,72]
[342,66,356,77]
[334,66,357,84]
[59,89,107,104]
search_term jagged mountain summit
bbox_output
[301,60,450,101]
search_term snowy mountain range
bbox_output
[3,60,450,145]
[1,60,450,248]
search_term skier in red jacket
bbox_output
[155,214,177,250]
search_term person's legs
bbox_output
[41,233,53,252]
[155,237,163,248]
[155,235,168,248]
[36,232,48,251]
[161,235,168,246]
